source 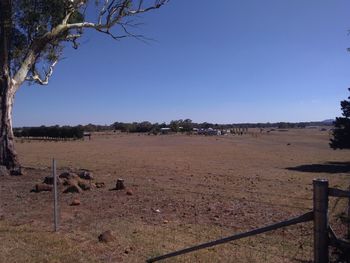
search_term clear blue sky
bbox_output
[13,0,350,126]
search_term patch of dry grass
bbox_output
[0,221,99,263]
[1,130,348,262]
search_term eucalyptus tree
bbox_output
[0,0,167,170]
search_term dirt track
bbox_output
[0,128,349,262]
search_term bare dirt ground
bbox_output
[0,128,349,262]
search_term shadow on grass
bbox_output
[286,162,350,174]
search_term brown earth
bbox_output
[0,128,349,262]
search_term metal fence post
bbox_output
[313,179,329,263]
[52,158,59,232]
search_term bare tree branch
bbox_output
[12,0,168,91]
[98,0,110,24]
[26,59,58,85]
[128,0,166,15]
[65,33,82,49]
[66,0,167,30]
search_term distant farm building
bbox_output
[160,128,171,134]
[83,132,91,140]
[198,128,221,136]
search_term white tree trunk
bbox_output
[0,0,18,168]
[0,0,168,169]
[0,77,18,169]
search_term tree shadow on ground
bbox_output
[286,162,350,174]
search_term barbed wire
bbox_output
[140,185,311,211]
[149,217,313,262]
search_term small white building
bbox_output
[160,128,171,134]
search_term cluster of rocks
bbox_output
[29,171,136,247]
[33,172,134,196]
[33,170,100,193]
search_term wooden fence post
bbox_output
[313,179,329,263]
[52,158,59,232]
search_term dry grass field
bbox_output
[0,128,349,262]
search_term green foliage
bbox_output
[168,119,193,132]
[13,119,338,137]
[181,119,193,132]
[112,121,154,133]
[14,125,84,139]
[10,0,85,72]
[330,88,350,149]
[169,120,180,132]
[82,123,111,132]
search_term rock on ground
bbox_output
[98,230,116,243]
[43,176,62,185]
[95,182,105,188]
[77,180,91,191]
[34,184,53,192]
[78,170,93,180]
[70,199,81,206]
[59,172,79,180]
[63,183,83,194]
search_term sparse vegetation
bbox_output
[1,129,348,262]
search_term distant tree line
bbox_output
[111,119,333,133]
[13,120,333,138]
[112,121,166,133]
[14,126,84,139]
[113,119,206,133]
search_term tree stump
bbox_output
[115,179,125,190]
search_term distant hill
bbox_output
[321,119,335,124]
